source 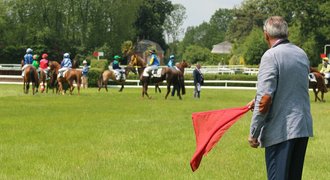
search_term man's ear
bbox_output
[264,32,271,48]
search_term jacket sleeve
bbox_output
[250,51,278,138]
[149,55,154,65]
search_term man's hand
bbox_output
[247,99,255,111]
[248,136,259,148]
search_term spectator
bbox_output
[81,60,89,88]
[193,63,203,98]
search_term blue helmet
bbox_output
[169,55,175,59]
[63,53,70,58]
[26,48,33,54]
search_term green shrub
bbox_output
[88,68,104,87]
[91,59,109,70]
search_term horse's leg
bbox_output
[165,82,171,99]
[177,83,182,100]
[119,82,124,92]
[104,80,108,92]
[69,80,74,95]
[145,84,150,99]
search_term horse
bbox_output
[97,65,136,92]
[162,60,190,100]
[128,54,165,98]
[47,61,61,93]
[21,60,39,95]
[128,54,164,93]
[38,70,47,93]
[57,68,82,95]
[309,67,328,102]
[48,60,81,95]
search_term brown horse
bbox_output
[128,54,164,93]
[48,61,81,95]
[21,60,39,94]
[57,69,82,95]
[98,66,136,92]
[128,54,165,98]
[48,61,61,93]
[309,67,328,102]
[38,70,47,93]
[162,60,190,100]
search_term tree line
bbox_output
[0,0,329,66]
[177,0,330,66]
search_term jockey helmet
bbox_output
[64,53,70,58]
[323,57,329,61]
[83,60,87,64]
[169,55,175,59]
[149,49,156,54]
[42,53,48,59]
[26,48,33,54]
[33,55,39,60]
[114,55,121,60]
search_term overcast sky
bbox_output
[169,0,244,31]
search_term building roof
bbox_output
[135,40,164,53]
[211,41,232,54]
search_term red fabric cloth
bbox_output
[190,105,250,172]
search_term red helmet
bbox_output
[42,53,48,59]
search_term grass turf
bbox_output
[0,84,329,179]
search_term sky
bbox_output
[169,0,244,31]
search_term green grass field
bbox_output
[0,85,329,179]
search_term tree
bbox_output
[241,27,268,65]
[182,45,211,64]
[134,0,173,50]
[163,3,186,43]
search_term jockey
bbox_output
[32,54,41,78]
[142,49,160,77]
[112,55,125,80]
[21,48,33,76]
[40,53,49,79]
[32,55,40,69]
[58,53,72,78]
[320,57,330,84]
[167,55,175,67]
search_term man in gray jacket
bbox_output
[247,16,313,180]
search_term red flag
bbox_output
[93,52,99,57]
[190,106,250,172]
[320,54,327,58]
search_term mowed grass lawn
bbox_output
[0,84,329,179]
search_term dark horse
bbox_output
[128,54,187,99]
[309,67,328,102]
[98,66,136,92]
[162,60,190,99]
[129,54,163,93]
[21,60,39,95]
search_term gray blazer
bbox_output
[250,40,313,147]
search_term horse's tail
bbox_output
[30,68,39,88]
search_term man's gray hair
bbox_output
[263,16,288,39]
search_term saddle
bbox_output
[150,68,162,78]
[58,69,69,78]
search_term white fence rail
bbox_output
[0,75,257,90]
[0,64,259,75]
